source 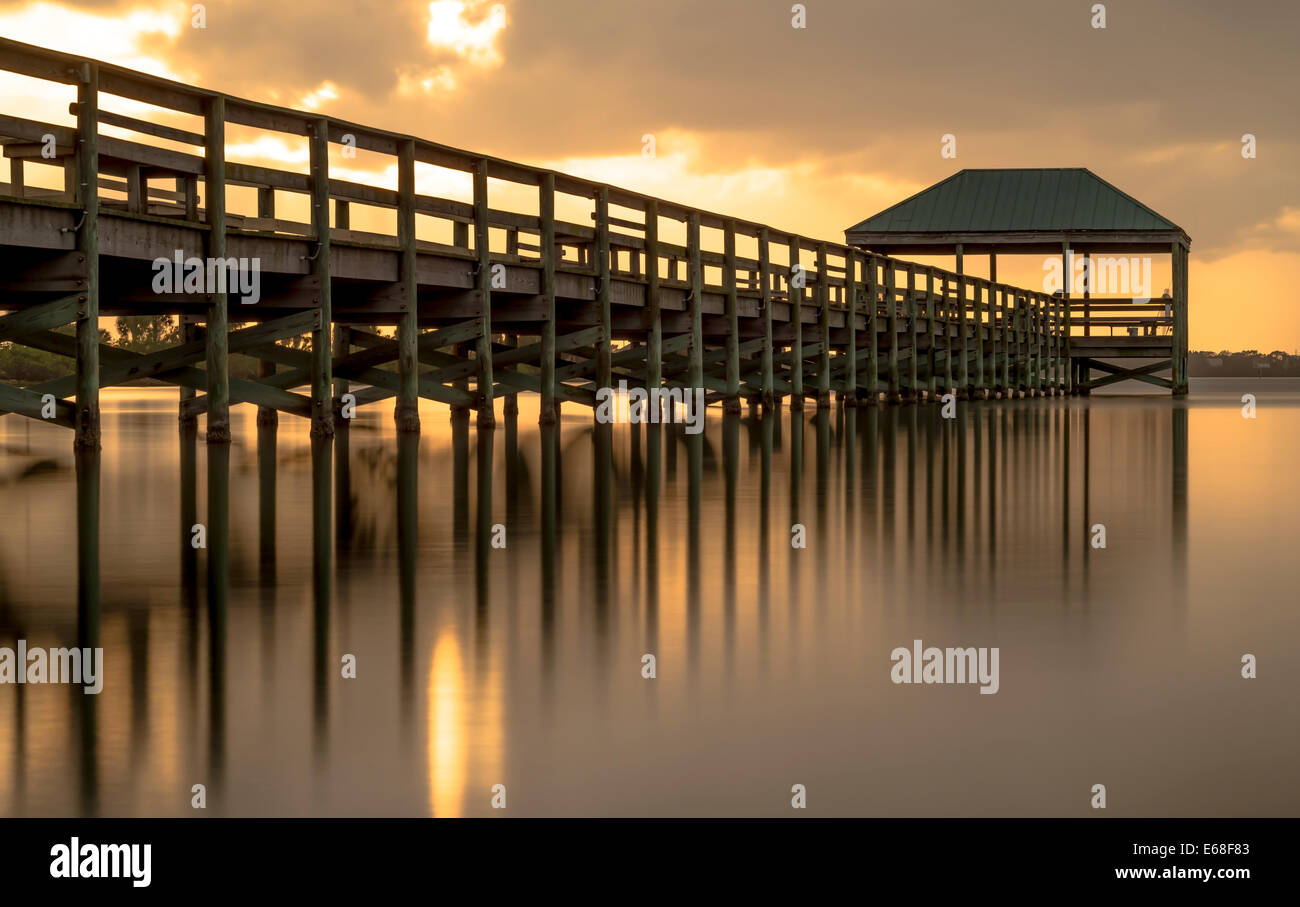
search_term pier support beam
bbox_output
[759,228,774,413]
[925,268,937,400]
[956,245,969,399]
[539,173,557,425]
[473,159,495,428]
[395,139,420,432]
[973,279,986,400]
[308,117,333,438]
[204,95,231,443]
[886,261,900,404]
[73,62,100,450]
[644,199,661,417]
[844,251,858,406]
[906,263,918,402]
[723,220,741,413]
[788,237,803,410]
[596,187,613,395]
[1172,241,1189,396]
[686,212,704,399]
[866,255,879,405]
[816,242,831,409]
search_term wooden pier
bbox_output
[0,40,1188,450]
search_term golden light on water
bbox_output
[426,629,466,817]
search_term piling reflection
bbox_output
[0,389,1212,817]
[75,448,99,816]
[206,441,229,810]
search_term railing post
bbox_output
[1001,286,1012,395]
[644,199,661,415]
[596,187,613,395]
[686,211,703,397]
[395,138,420,433]
[866,254,879,404]
[815,242,831,409]
[906,262,918,401]
[886,260,900,404]
[788,237,803,410]
[204,95,231,443]
[759,228,774,413]
[539,172,557,425]
[473,159,494,428]
[308,117,333,437]
[973,279,986,399]
[73,61,100,450]
[956,244,968,398]
[943,274,953,394]
[1062,242,1074,394]
[844,250,858,406]
[925,267,936,400]
[1172,241,1189,396]
[724,220,740,413]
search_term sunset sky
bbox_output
[1,0,1296,351]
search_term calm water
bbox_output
[0,380,1297,817]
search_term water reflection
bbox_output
[3,385,1297,817]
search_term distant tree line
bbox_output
[0,313,377,385]
[1189,349,1300,377]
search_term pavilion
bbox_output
[845,168,1191,394]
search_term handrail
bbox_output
[0,35,1065,334]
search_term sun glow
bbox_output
[425,1,507,66]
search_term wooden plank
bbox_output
[0,292,82,341]
[0,381,75,427]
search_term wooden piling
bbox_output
[687,211,704,394]
[925,268,936,400]
[759,227,774,412]
[724,220,741,412]
[204,95,231,443]
[906,263,918,401]
[866,255,879,404]
[789,237,803,410]
[308,117,333,438]
[815,243,831,409]
[596,187,613,394]
[73,62,100,450]
[644,199,661,412]
[844,251,857,406]
[473,158,494,428]
[395,138,420,432]
[539,172,557,424]
[886,261,900,404]
[956,245,969,398]
[973,279,986,399]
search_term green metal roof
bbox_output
[846,168,1183,235]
